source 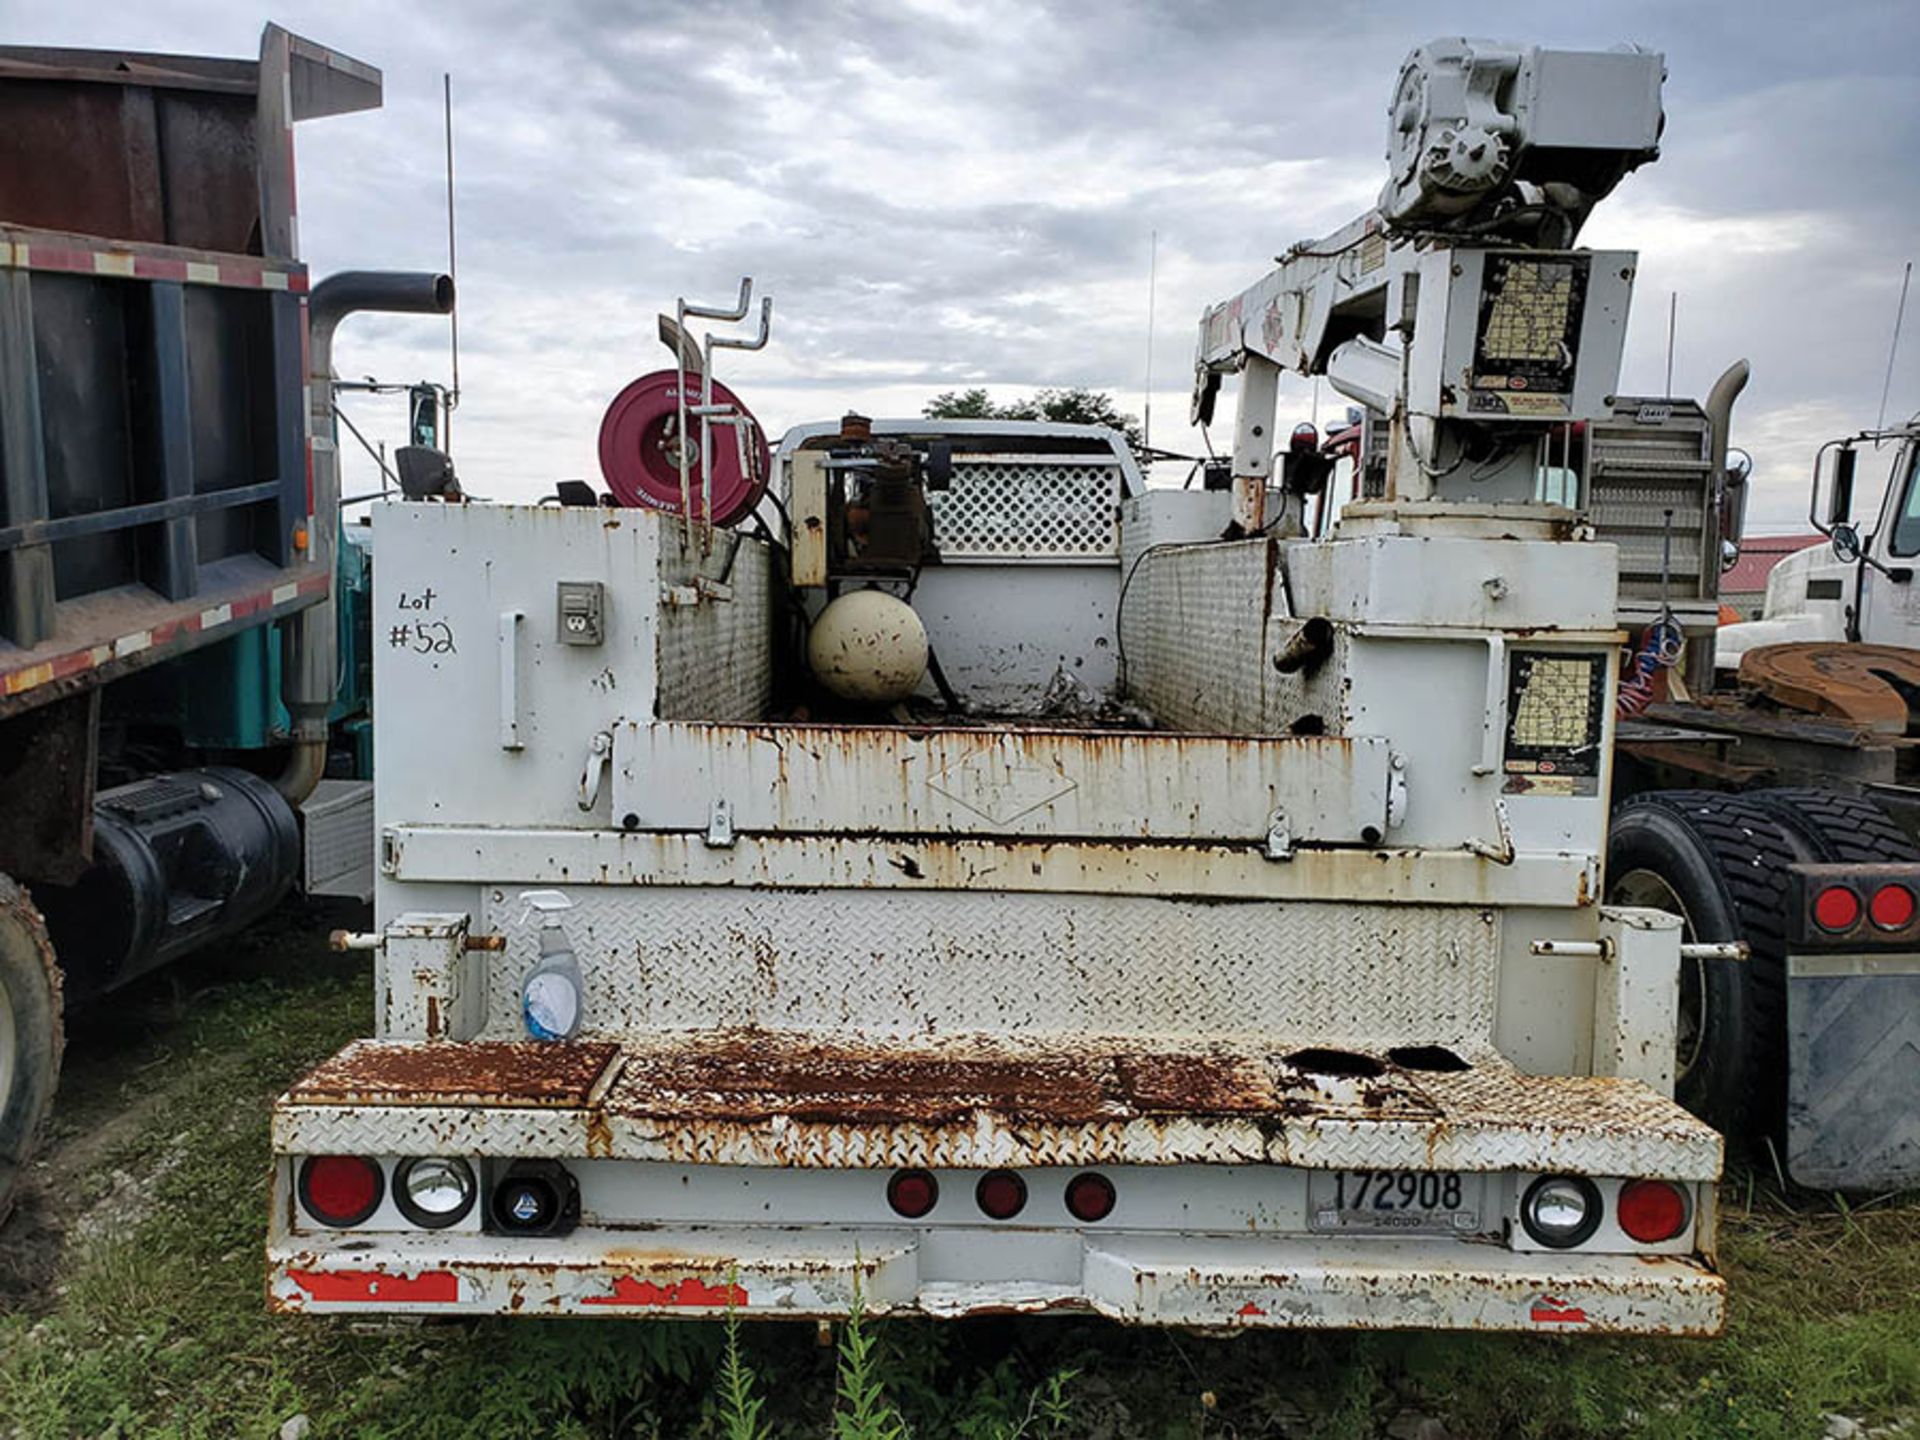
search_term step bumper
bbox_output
[271,1033,1723,1179]
[267,1225,1724,1334]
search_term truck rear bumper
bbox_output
[267,1223,1723,1334]
[268,1033,1725,1334]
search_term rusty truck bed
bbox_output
[277,1031,1722,1178]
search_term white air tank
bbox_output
[808,590,929,704]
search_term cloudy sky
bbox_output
[8,0,1919,530]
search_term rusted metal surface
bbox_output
[612,720,1392,847]
[609,1033,1294,1127]
[275,1032,1723,1180]
[268,1225,912,1318]
[0,30,379,257]
[288,1038,619,1108]
[1082,1235,1724,1335]
[0,556,327,720]
[263,1218,1725,1334]
[1738,642,1920,734]
[1644,698,1878,748]
[0,228,309,291]
[477,888,1501,1045]
[0,688,96,882]
[389,825,1598,909]
[0,60,255,251]
[1615,738,1773,787]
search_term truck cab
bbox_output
[1718,427,1920,665]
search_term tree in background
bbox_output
[923,387,1143,450]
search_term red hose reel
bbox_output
[596,369,771,526]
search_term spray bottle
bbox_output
[518,889,584,1041]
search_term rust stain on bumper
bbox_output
[604,1032,1387,1128]
[274,1031,1722,1178]
[288,1038,620,1107]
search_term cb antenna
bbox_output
[444,72,460,452]
[1665,290,1677,399]
[1142,229,1157,452]
[1878,260,1912,438]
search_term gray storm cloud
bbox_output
[4,0,1916,526]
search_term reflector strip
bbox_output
[0,235,309,291]
[288,1269,459,1303]
[1528,1295,1588,1324]
[2,571,327,700]
[582,1276,748,1308]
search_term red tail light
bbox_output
[886,1168,939,1219]
[1870,883,1916,930]
[1812,884,1861,932]
[298,1155,384,1228]
[975,1169,1028,1220]
[1064,1171,1116,1223]
[1616,1179,1690,1243]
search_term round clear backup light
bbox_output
[394,1156,477,1229]
[1519,1174,1603,1248]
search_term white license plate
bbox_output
[1308,1169,1486,1234]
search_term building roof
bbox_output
[1722,533,1826,594]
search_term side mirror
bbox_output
[1829,446,1857,526]
[395,445,459,500]
[1831,522,1862,563]
[1718,450,1751,548]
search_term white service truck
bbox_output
[268,39,1738,1334]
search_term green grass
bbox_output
[2,920,1916,1439]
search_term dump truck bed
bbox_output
[0,29,379,716]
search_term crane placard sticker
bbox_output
[1503,651,1607,796]
[1467,253,1590,418]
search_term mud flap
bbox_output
[1787,957,1920,1190]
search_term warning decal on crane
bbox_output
[1503,651,1608,796]
[1468,253,1591,417]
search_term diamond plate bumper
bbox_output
[270,1036,1723,1334]
[266,1223,1724,1334]
[272,1033,1724,1179]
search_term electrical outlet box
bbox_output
[556,580,605,646]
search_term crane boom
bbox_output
[1194,39,1665,532]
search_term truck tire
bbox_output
[1742,788,1920,865]
[1606,791,1815,1145]
[0,873,62,1227]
